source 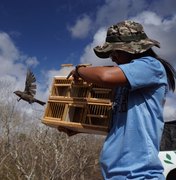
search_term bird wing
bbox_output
[24,69,37,96]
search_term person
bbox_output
[62,20,176,179]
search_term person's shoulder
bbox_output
[132,56,162,67]
[130,56,166,76]
[134,56,157,62]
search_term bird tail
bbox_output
[35,99,46,106]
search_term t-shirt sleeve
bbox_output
[119,57,166,90]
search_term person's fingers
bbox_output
[57,126,79,136]
[66,71,73,79]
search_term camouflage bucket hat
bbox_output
[94,20,160,58]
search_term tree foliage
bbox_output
[0,80,104,180]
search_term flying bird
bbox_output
[14,69,46,106]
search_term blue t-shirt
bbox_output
[100,57,167,180]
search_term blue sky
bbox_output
[0,0,100,70]
[0,0,176,120]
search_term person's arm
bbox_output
[57,126,81,136]
[69,66,128,88]
[61,65,128,136]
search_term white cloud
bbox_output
[69,15,92,39]
[80,27,115,66]
[0,32,45,115]
[77,0,176,67]
[0,32,26,83]
[2,0,175,122]
[42,66,74,96]
[0,32,40,79]
[131,11,176,66]
[77,1,176,122]
[149,0,176,16]
[46,67,73,84]
[132,11,162,25]
[0,31,76,117]
[0,32,19,61]
[25,57,39,67]
[164,93,176,121]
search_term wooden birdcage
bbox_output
[42,69,114,135]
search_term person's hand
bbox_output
[66,64,89,80]
[57,126,80,136]
[66,69,79,81]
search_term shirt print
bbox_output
[112,87,129,113]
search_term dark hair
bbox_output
[133,49,176,92]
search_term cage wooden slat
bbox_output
[50,103,53,117]
[54,84,71,86]
[57,103,61,118]
[53,103,57,118]
[86,114,108,118]
[42,76,114,135]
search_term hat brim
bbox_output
[94,39,160,59]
